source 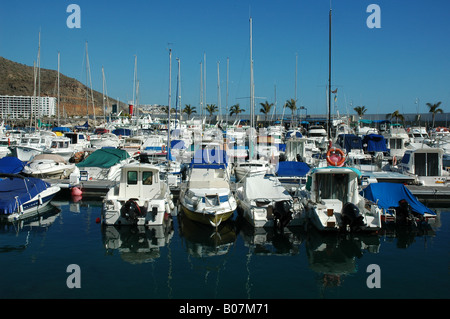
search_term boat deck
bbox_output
[406,185,450,204]
[44,178,117,197]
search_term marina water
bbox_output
[1,196,448,299]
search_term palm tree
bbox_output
[229,103,244,120]
[183,104,196,119]
[206,104,218,123]
[354,106,367,118]
[386,110,405,123]
[426,101,444,128]
[285,98,297,127]
[259,101,274,124]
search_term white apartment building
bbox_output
[0,95,56,119]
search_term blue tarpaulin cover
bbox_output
[191,149,228,168]
[360,182,435,216]
[0,176,51,215]
[362,134,388,152]
[52,126,72,132]
[276,161,310,177]
[339,134,363,152]
[112,128,132,136]
[0,157,25,174]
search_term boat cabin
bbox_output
[398,148,450,186]
[118,163,162,200]
[308,167,361,212]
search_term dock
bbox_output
[44,178,117,197]
[406,185,450,205]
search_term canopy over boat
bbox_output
[0,175,52,215]
[31,153,67,163]
[190,149,228,168]
[362,134,388,152]
[76,148,130,168]
[243,175,292,201]
[276,161,310,177]
[360,182,435,216]
[338,134,363,152]
[0,157,25,174]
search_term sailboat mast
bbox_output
[217,60,221,122]
[37,30,41,130]
[226,57,229,125]
[200,61,203,118]
[85,41,89,126]
[249,16,255,159]
[327,8,332,140]
[57,51,60,127]
[102,66,106,123]
[167,48,172,162]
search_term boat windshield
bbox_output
[316,173,349,203]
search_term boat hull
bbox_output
[0,186,61,222]
[181,204,234,227]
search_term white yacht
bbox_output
[303,166,382,232]
[235,175,306,228]
[102,162,174,226]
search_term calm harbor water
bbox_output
[0,195,449,300]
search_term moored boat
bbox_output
[0,174,61,222]
[102,162,174,226]
[179,149,236,227]
[303,166,382,232]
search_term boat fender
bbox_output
[169,200,175,210]
[165,203,170,215]
[392,156,397,166]
[340,202,365,232]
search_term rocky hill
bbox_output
[0,56,127,117]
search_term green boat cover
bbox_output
[76,148,130,168]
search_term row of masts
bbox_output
[30,9,334,135]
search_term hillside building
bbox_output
[0,95,56,119]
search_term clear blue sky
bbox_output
[1,0,449,117]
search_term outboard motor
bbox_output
[273,200,293,233]
[121,200,147,224]
[395,199,416,226]
[341,202,365,232]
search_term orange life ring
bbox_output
[162,145,166,152]
[392,156,397,166]
[87,135,90,141]
[326,147,346,167]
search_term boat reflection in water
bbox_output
[236,215,305,256]
[0,205,61,252]
[305,226,380,290]
[177,211,237,258]
[101,218,174,264]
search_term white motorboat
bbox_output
[0,174,61,222]
[43,136,75,162]
[89,132,121,149]
[22,154,77,179]
[303,166,382,232]
[395,148,450,186]
[10,131,56,161]
[234,159,272,182]
[102,162,174,226]
[179,149,236,227]
[235,175,306,229]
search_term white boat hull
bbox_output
[1,185,61,222]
